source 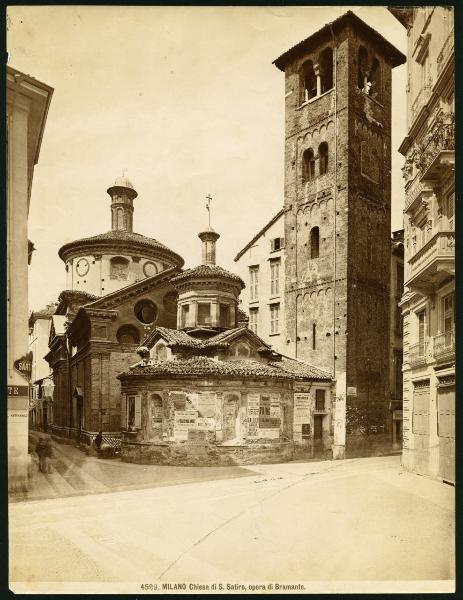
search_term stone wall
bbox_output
[119,376,335,465]
[122,440,295,466]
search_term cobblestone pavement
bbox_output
[9,455,454,594]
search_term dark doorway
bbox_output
[314,415,323,439]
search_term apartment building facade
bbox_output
[390,6,455,483]
[234,210,286,355]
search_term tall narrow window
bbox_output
[417,311,426,356]
[315,389,325,410]
[320,47,333,93]
[358,46,369,91]
[443,192,455,230]
[442,293,454,346]
[181,304,189,328]
[270,260,280,296]
[312,323,317,350]
[302,148,316,182]
[249,308,258,334]
[249,266,259,301]
[318,142,328,175]
[300,60,316,103]
[197,303,211,326]
[270,304,280,334]
[219,303,230,328]
[310,227,320,259]
[370,58,381,101]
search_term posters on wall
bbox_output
[247,393,260,438]
[173,408,197,440]
[293,392,312,442]
[259,394,280,429]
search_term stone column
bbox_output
[211,302,220,327]
[190,301,198,328]
[314,63,321,97]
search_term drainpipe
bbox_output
[330,22,337,379]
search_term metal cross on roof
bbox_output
[205,194,212,228]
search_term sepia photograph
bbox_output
[6,5,455,594]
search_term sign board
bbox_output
[393,409,403,421]
[13,352,32,382]
[294,393,311,424]
[347,386,357,397]
[8,385,29,397]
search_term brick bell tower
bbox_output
[273,11,405,458]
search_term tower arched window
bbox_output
[310,227,320,259]
[320,47,333,93]
[318,142,329,175]
[370,58,381,102]
[300,60,317,103]
[117,208,125,230]
[302,148,316,182]
[358,46,369,92]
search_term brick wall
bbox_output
[281,23,394,451]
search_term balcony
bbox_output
[433,330,455,364]
[416,114,455,183]
[407,231,455,294]
[437,28,454,76]
[404,174,433,213]
[409,342,427,368]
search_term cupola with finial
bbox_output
[171,195,244,337]
[107,170,138,232]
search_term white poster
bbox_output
[174,409,198,440]
[294,393,311,425]
[270,393,281,418]
[247,393,260,437]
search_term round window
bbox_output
[134,299,157,324]
[143,261,158,278]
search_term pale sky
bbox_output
[7,6,407,311]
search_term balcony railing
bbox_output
[415,113,455,180]
[407,231,455,293]
[437,28,454,75]
[433,330,455,363]
[411,82,432,123]
[404,174,432,212]
[409,342,427,368]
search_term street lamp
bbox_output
[42,378,55,400]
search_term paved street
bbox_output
[9,455,454,594]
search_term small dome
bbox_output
[107,175,138,199]
[112,176,135,190]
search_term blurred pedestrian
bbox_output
[43,438,54,474]
[94,430,103,452]
[35,437,47,472]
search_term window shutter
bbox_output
[280,237,285,249]
[135,395,142,428]
[121,395,127,430]
[270,239,276,252]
